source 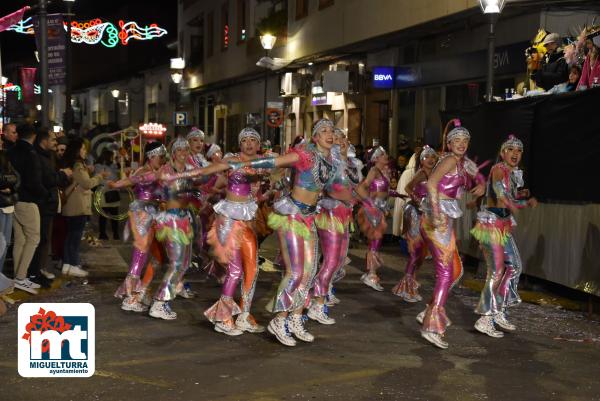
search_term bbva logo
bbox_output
[374,74,393,81]
[18,303,95,377]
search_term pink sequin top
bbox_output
[413,180,428,201]
[437,161,467,199]
[227,169,252,197]
[369,175,389,193]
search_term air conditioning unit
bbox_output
[323,70,349,93]
[280,72,302,97]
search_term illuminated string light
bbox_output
[139,123,167,137]
[6,17,167,48]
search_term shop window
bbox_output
[296,0,308,20]
[190,34,204,67]
[207,11,214,57]
[423,87,442,148]
[319,0,334,10]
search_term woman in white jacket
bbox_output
[392,153,417,236]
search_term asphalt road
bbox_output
[0,238,599,401]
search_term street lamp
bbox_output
[480,0,506,101]
[111,89,120,128]
[260,34,276,140]
[64,0,76,134]
[170,72,183,84]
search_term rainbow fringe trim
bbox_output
[471,220,512,246]
[268,212,313,240]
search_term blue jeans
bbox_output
[0,212,13,274]
[63,216,87,267]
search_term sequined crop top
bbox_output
[436,156,468,199]
[324,157,361,195]
[127,167,164,203]
[228,168,252,197]
[413,180,428,201]
[160,164,196,202]
[368,170,389,193]
[290,144,332,193]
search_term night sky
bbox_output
[0,0,177,89]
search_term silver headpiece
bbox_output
[501,135,523,151]
[145,144,166,159]
[370,146,386,162]
[333,128,346,138]
[170,136,190,155]
[186,127,205,141]
[206,144,222,159]
[238,127,261,144]
[446,119,470,143]
[420,145,437,160]
[311,118,334,137]
[347,144,357,159]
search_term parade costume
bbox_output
[471,135,528,336]
[357,147,392,291]
[204,128,265,335]
[309,138,362,323]
[233,119,334,346]
[186,128,212,264]
[148,138,207,320]
[114,144,167,312]
[391,146,437,302]
[419,122,485,348]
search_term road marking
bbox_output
[95,369,172,388]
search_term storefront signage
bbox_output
[311,93,328,106]
[266,108,283,128]
[372,67,395,89]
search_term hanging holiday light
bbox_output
[6,17,167,48]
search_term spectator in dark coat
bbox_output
[534,33,569,90]
[7,124,47,294]
[28,129,72,285]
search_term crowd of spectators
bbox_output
[0,122,113,299]
[533,29,600,94]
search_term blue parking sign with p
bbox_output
[174,112,188,126]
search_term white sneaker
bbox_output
[287,314,314,342]
[307,303,336,325]
[235,312,265,333]
[494,312,516,331]
[121,297,148,313]
[14,279,39,295]
[176,283,195,299]
[40,269,56,280]
[474,316,504,338]
[361,273,384,291]
[62,264,89,278]
[402,293,423,303]
[416,310,426,325]
[267,316,296,347]
[149,301,177,320]
[421,331,449,349]
[24,278,41,289]
[325,293,340,306]
[215,319,244,336]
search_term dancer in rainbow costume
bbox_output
[204,128,268,336]
[391,145,438,303]
[228,119,335,346]
[418,119,485,349]
[308,128,362,324]
[356,146,393,291]
[471,135,537,338]
[112,142,167,313]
